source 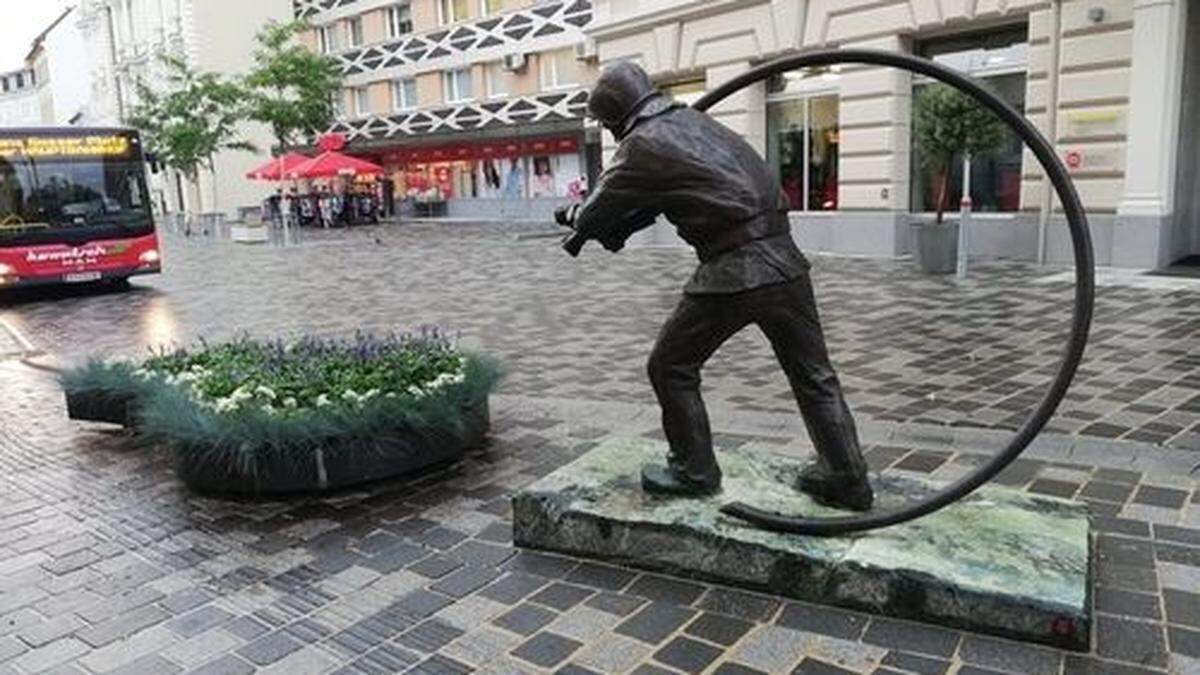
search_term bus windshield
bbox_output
[0,154,153,246]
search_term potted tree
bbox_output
[911,83,1007,273]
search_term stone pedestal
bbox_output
[513,438,1092,650]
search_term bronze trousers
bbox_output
[647,274,867,485]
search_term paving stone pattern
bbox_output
[4,222,1200,451]
[0,223,1196,673]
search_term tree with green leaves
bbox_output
[912,83,1008,223]
[127,55,256,215]
[243,20,343,152]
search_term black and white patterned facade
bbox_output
[296,0,593,78]
[293,0,360,20]
[330,88,589,142]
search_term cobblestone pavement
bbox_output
[5,223,1200,450]
[0,222,1197,674]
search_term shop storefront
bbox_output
[379,136,587,220]
[588,0,1199,269]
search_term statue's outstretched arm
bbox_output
[562,137,661,256]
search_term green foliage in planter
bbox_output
[62,360,161,408]
[913,83,1008,223]
[63,331,502,480]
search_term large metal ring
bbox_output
[692,49,1095,535]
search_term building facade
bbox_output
[0,68,41,127]
[587,0,1200,269]
[25,8,92,127]
[75,0,292,217]
[299,0,600,219]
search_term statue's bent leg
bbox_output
[646,293,747,490]
[752,276,874,511]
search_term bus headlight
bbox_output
[0,263,13,276]
[139,250,160,264]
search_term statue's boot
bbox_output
[641,464,721,497]
[796,462,874,512]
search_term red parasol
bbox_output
[245,152,311,181]
[287,150,384,179]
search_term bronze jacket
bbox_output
[573,97,810,295]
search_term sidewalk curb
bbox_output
[0,318,35,358]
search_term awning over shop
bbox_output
[245,152,311,180]
[381,136,579,165]
[288,151,384,179]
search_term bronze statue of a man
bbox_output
[558,62,873,511]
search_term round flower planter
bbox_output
[62,332,501,497]
[65,387,140,427]
[65,385,490,495]
[172,398,490,495]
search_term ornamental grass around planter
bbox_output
[62,330,502,494]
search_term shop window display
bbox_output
[386,140,583,205]
[910,27,1027,214]
[766,95,839,211]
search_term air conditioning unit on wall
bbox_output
[504,52,527,71]
[575,39,597,62]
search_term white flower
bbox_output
[407,385,424,397]
[316,394,331,407]
[364,389,380,399]
[283,397,298,408]
[342,389,359,401]
[254,385,277,399]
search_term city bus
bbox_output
[0,127,161,290]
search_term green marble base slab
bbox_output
[512,438,1092,650]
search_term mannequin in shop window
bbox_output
[503,158,524,199]
[481,159,502,198]
[531,157,555,198]
[780,122,804,210]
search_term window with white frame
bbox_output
[443,68,473,103]
[539,48,578,90]
[387,3,413,38]
[332,91,347,118]
[352,87,370,116]
[392,78,418,110]
[480,0,503,16]
[438,0,469,25]
[485,62,508,98]
[346,17,364,47]
[319,24,341,53]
